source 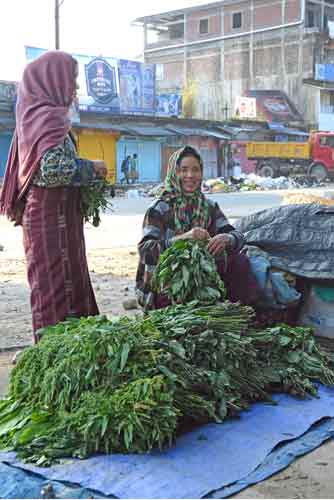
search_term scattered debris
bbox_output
[12,350,23,365]
[122,298,138,310]
[283,193,334,206]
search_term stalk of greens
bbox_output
[81,179,113,227]
[152,240,226,304]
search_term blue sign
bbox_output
[315,63,334,82]
[85,57,118,105]
[118,60,155,115]
[142,64,155,114]
[156,94,182,117]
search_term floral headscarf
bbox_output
[161,146,210,234]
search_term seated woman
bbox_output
[135,145,260,311]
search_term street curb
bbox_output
[0,344,30,353]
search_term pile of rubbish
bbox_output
[283,192,334,206]
[202,174,325,194]
[115,174,327,199]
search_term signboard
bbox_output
[25,47,120,113]
[244,89,304,123]
[118,60,155,115]
[155,94,182,117]
[234,96,256,119]
[315,63,334,82]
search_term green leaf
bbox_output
[286,351,302,364]
[120,343,130,371]
[0,413,29,437]
[182,266,190,287]
[101,416,108,437]
[278,336,291,346]
[218,399,227,419]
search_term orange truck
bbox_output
[246,132,334,181]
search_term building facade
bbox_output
[134,0,334,130]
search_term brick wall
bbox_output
[142,0,323,124]
[186,8,222,42]
[188,53,221,82]
[224,3,251,34]
[253,2,282,29]
[285,0,302,23]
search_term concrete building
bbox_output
[133,0,334,130]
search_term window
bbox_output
[156,64,164,81]
[169,23,184,39]
[306,9,315,27]
[199,18,209,34]
[320,135,334,147]
[232,12,242,29]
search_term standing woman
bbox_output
[0,51,107,342]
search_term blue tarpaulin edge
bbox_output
[1,418,334,499]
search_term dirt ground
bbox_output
[2,212,334,499]
[0,243,139,349]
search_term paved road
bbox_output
[2,187,333,254]
[93,186,334,249]
[108,190,284,218]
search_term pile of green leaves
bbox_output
[81,179,113,227]
[246,325,334,397]
[0,304,333,466]
[152,240,226,304]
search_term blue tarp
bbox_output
[1,385,334,499]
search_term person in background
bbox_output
[0,51,107,342]
[135,145,259,311]
[120,155,130,184]
[129,153,139,184]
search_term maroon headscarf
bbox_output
[0,50,77,222]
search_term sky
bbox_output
[0,0,214,82]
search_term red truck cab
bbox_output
[309,132,334,180]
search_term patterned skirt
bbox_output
[22,186,99,342]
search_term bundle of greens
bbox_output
[0,304,333,466]
[152,240,226,304]
[81,179,113,227]
[246,325,334,397]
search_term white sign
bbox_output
[25,46,120,114]
[235,96,257,119]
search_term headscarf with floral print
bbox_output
[161,146,210,234]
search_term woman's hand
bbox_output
[93,160,108,178]
[207,234,233,256]
[189,227,210,241]
[172,227,210,243]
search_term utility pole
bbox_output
[55,0,60,49]
[55,0,64,49]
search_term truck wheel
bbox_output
[258,163,276,178]
[308,163,328,182]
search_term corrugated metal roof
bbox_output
[165,125,228,139]
[126,125,176,136]
[268,123,309,136]
[76,118,230,139]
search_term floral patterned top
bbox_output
[33,135,95,187]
